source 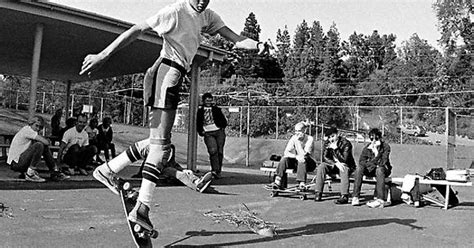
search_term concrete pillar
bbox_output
[187,63,200,171]
[28,23,44,120]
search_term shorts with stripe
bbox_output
[143,58,186,110]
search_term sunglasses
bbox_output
[369,136,380,141]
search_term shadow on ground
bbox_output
[165,218,423,247]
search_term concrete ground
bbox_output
[1,164,473,248]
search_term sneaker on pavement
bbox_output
[367,199,385,208]
[78,168,89,176]
[334,195,349,204]
[128,201,153,231]
[50,171,70,181]
[265,182,283,190]
[25,170,46,183]
[195,172,213,193]
[63,168,75,176]
[351,197,360,206]
[93,164,119,195]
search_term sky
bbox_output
[49,0,442,49]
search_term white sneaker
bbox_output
[366,199,386,208]
[25,169,46,183]
[93,164,119,195]
[351,197,360,206]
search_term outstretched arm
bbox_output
[216,26,266,52]
[80,22,152,76]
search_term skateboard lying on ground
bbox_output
[264,184,316,200]
[118,179,158,248]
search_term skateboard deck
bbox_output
[264,184,316,200]
[118,179,158,248]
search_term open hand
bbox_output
[79,53,108,76]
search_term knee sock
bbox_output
[107,139,150,174]
[137,179,155,207]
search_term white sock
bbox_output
[137,179,156,207]
[106,152,130,173]
[27,167,35,175]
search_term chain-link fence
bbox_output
[1,88,472,168]
[1,88,146,126]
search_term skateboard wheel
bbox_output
[270,192,277,197]
[150,230,159,239]
[134,224,143,233]
[123,182,131,191]
[299,195,306,201]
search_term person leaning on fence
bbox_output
[97,117,116,162]
[352,128,392,208]
[197,92,227,179]
[57,114,98,176]
[7,116,70,182]
[50,108,63,138]
[266,122,316,190]
[80,0,267,232]
[314,127,356,204]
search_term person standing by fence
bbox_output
[197,92,227,179]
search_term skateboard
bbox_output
[118,179,158,248]
[264,184,316,200]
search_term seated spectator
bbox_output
[265,122,316,190]
[352,128,392,208]
[58,114,97,176]
[85,118,100,163]
[314,127,356,204]
[59,116,77,140]
[50,108,63,138]
[7,116,69,182]
[97,117,116,162]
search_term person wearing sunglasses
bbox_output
[352,128,392,208]
[7,116,70,182]
[314,127,356,203]
[265,122,316,190]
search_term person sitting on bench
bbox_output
[352,128,392,208]
[314,127,356,203]
[7,116,69,182]
[265,122,316,190]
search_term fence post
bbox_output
[399,107,403,144]
[41,92,46,113]
[315,106,319,140]
[70,94,75,117]
[100,97,104,121]
[275,106,279,140]
[16,90,19,110]
[239,106,243,138]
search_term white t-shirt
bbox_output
[146,0,225,71]
[7,125,38,164]
[284,134,314,158]
[62,127,89,153]
[203,107,219,132]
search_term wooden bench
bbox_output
[390,177,472,210]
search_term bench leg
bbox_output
[444,185,450,210]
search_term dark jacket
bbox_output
[322,136,356,171]
[196,105,227,136]
[359,141,392,174]
[97,124,113,145]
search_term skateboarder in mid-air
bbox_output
[80,0,266,233]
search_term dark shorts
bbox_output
[143,58,186,110]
